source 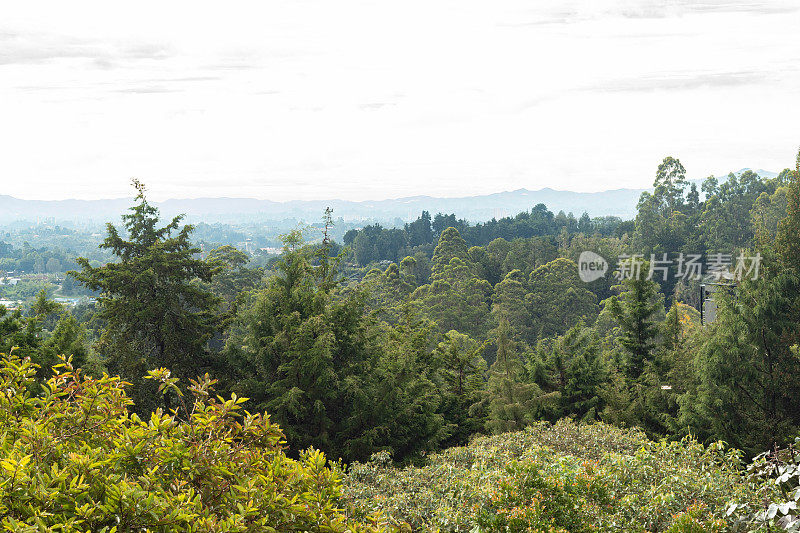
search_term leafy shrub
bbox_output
[727,437,800,531]
[0,350,395,532]
[343,419,765,532]
[597,439,756,531]
[476,456,613,533]
[665,503,727,533]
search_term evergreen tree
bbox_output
[491,269,533,343]
[661,303,681,354]
[44,311,93,372]
[577,212,593,234]
[700,170,767,252]
[686,182,701,214]
[607,267,663,380]
[680,152,800,454]
[634,157,690,257]
[206,245,262,320]
[431,227,470,278]
[0,306,42,368]
[653,156,687,212]
[30,288,61,320]
[484,318,544,433]
[411,256,492,339]
[527,258,598,338]
[679,273,800,453]
[434,329,487,446]
[484,238,512,285]
[405,210,434,247]
[71,180,221,411]
[552,323,607,421]
[501,237,558,279]
[360,262,416,324]
[751,185,789,247]
[226,229,389,461]
[367,310,450,460]
[775,150,800,276]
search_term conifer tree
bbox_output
[607,266,663,380]
[431,227,470,278]
[411,255,492,339]
[491,269,533,343]
[228,230,334,452]
[680,151,800,454]
[359,262,416,324]
[0,306,42,368]
[434,329,487,446]
[71,180,221,411]
[775,150,800,277]
[44,311,90,369]
[225,227,397,461]
[367,310,450,459]
[552,323,607,421]
[662,303,681,354]
[501,237,558,278]
[484,317,543,433]
[30,288,61,320]
[527,258,598,338]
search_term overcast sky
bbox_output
[1,1,799,201]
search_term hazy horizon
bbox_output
[2,1,799,202]
[0,166,781,204]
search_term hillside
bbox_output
[0,187,645,225]
[0,168,777,226]
[4,158,798,532]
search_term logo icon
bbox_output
[578,251,608,283]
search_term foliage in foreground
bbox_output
[0,351,394,532]
[343,419,773,532]
[727,437,800,532]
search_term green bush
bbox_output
[0,350,396,532]
[343,420,769,532]
[476,456,613,533]
[726,437,800,531]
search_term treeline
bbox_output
[343,159,794,273]
[3,156,800,467]
[0,240,84,274]
[343,206,633,266]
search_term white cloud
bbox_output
[0,0,798,201]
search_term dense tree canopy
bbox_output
[3,151,799,521]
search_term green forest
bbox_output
[2,155,800,532]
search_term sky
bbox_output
[1,1,799,202]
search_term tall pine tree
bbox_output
[484,317,544,433]
[680,151,800,454]
[607,265,663,380]
[72,180,220,411]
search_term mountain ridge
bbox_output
[0,168,778,225]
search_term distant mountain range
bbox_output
[0,169,779,226]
